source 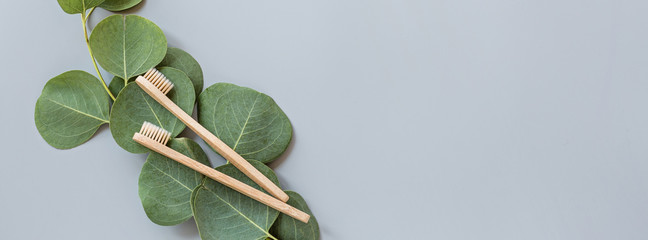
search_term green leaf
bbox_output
[139,138,211,226]
[158,47,204,97]
[98,0,142,11]
[270,191,320,240]
[35,70,110,149]
[108,76,125,97]
[192,160,280,240]
[198,83,292,163]
[89,15,167,80]
[107,76,136,97]
[57,0,104,14]
[109,67,195,153]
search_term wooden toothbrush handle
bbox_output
[135,77,290,202]
[133,133,310,223]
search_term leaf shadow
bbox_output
[172,217,200,238]
[165,34,186,50]
[93,123,111,140]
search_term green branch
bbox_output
[82,8,116,101]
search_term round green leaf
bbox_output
[109,67,195,153]
[89,15,167,80]
[98,0,142,11]
[57,0,105,14]
[158,47,204,97]
[198,83,293,163]
[270,191,320,240]
[191,160,281,240]
[35,70,110,149]
[139,138,211,226]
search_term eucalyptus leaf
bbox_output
[270,191,320,240]
[99,0,142,11]
[158,47,204,97]
[35,70,110,149]
[139,138,211,226]
[89,15,167,80]
[198,83,292,163]
[57,0,104,14]
[110,67,195,153]
[108,76,125,97]
[192,160,281,240]
[108,76,136,97]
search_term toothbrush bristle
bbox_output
[143,68,174,95]
[139,121,171,145]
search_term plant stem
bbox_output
[86,7,96,19]
[82,8,116,101]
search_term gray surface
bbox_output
[1,0,648,239]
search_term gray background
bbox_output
[1,0,647,239]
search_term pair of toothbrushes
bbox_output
[132,68,310,223]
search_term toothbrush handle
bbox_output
[135,77,290,202]
[133,133,309,223]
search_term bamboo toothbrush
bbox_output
[133,122,310,223]
[135,68,290,202]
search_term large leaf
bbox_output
[158,47,204,97]
[191,160,281,240]
[139,138,211,226]
[89,15,167,80]
[35,70,110,149]
[57,0,104,14]
[198,83,292,163]
[270,191,320,240]
[99,0,142,11]
[110,67,195,153]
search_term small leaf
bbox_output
[108,76,135,97]
[99,0,142,11]
[158,47,204,97]
[109,67,195,153]
[108,76,125,97]
[35,70,110,149]
[57,0,104,14]
[198,83,292,163]
[270,191,320,240]
[192,160,280,240]
[139,138,211,226]
[89,15,167,80]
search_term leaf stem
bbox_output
[86,7,96,20]
[82,8,116,101]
